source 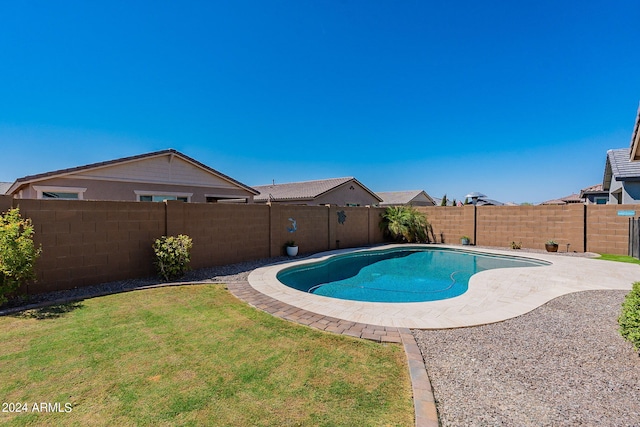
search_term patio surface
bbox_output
[247,244,640,329]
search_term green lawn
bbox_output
[596,254,640,264]
[0,285,413,426]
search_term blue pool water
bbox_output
[276,247,548,303]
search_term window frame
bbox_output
[33,185,87,200]
[134,190,192,202]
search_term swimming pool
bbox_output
[277,247,549,303]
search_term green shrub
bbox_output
[0,208,41,304]
[152,234,193,281]
[379,206,430,243]
[619,282,640,352]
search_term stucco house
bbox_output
[252,177,382,206]
[5,149,258,203]
[603,148,640,204]
[376,190,435,207]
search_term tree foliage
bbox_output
[619,281,640,353]
[379,206,430,243]
[0,208,41,304]
[152,234,193,281]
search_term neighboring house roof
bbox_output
[0,182,12,195]
[540,185,607,206]
[630,104,640,161]
[580,183,604,194]
[579,183,607,198]
[539,193,582,205]
[6,149,259,196]
[376,190,435,206]
[603,148,640,191]
[253,177,382,203]
[539,198,567,205]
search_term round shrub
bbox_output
[152,234,193,281]
[619,281,640,353]
[0,207,41,304]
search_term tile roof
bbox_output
[606,148,640,181]
[0,182,12,195]
[7,149,258,195]
[376,190,434,205]
[580,184,603,193]
[253,177,381,202]
[539,198,568,205]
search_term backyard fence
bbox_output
[0,194,637,296]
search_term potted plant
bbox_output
[285,240,298,257]
[461,236,470,245]
[545,240,559,252]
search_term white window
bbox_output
[33,185,87,200]
[134,190,192,202]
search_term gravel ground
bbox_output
[413,290,640,427]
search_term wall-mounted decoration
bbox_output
[337,210,347,224]
[287,217,297,233]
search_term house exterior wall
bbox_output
[10,154,255,202]
[622,182,640,204]
[409,194,435,206]
[14,176,254,202]
[313,182,379,206]
[74,155,240,189]
[608,180,640,204]
[265,181,380,206]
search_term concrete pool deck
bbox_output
[247,244,640,329]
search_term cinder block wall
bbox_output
[369,208,386,244]
[415,206,475,244]
[15,199,165,294]
[476,204,586,251]
[333,206,372,249]
[270,204,331,256]
[167,202,271,268]
[0,195,12,213]
[2,198,638,296]
[586,205,637,254]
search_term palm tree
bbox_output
[379,206,429,243]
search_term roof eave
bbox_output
[630,104,640,161]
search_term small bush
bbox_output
[510,241,522,249]
[619,282,640,352]
[152,235,193,281]
[0,208,42,304]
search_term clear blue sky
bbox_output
[1,1,639,204]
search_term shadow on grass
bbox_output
[11,302,85,320]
